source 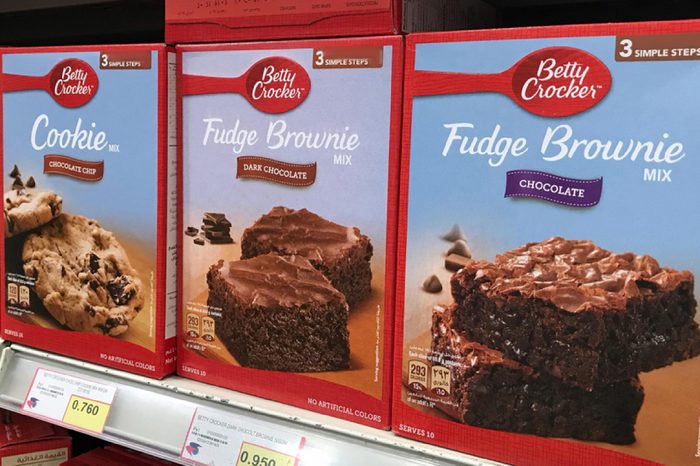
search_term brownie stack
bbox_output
[208,206,373,372]
[430,236,700,444]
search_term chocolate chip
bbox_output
[25,176,36,188]
[185,226,199,237]
[61,265,66,277]
[97,317,122,334]
[447,239,471,258]
[89,253,100,273]
[445,253,471,272]
[84,304,96,317]
[194,237,205,245]
[107,275,135,305]
[441,224,466,242]
[422,274,443,293]
[89,279,100,291]
[9,165,20,178]
[11,177,23,190]
[49,202,57,216]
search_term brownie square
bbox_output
[451,237,700,389]
[207,254,350,372]
[430,305,644,444]
[241,206,373,306]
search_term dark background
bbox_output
[0,0,698,46]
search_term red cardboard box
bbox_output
[1,45,178,378]
[177,36,403,428]
[165,0,496,44]
[0,409,72,466]
[62,446,176,465]
[394,20,700,466]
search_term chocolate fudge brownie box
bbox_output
[177,36,402,428]
[0,45,177,378]
[165,0,496,44]
[394,20,700,466]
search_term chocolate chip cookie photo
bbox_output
[21,214,144,336]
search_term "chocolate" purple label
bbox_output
[504,170,603,208]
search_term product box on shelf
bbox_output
[177,35,402,428]
[394,20,700,466]
[0,45,178,378]
[165,0,497,44]
[0,409,72,466]
[62,445,176,465]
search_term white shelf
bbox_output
[0,343,505,466]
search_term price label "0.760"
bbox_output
[62,395,112,432]
[23,368,116,434]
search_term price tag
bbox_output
[181,408,304,466]
[236,442,296,466]
[22,368,116,433]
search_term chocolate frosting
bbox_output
[242,206,363,262]
[212,254,347,309]
[459,237,694,313]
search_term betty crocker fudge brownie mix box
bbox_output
[177,36,402,428]
[0,45,178,378]
[394,20,700,465]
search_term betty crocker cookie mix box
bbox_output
[1,45,177,378]
[177,36,402,428]
[394,20,700,465]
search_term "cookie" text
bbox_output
[31,114,108,151]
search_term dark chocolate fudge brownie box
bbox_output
[0,45,178,378]
[394,20,700,465]
[177,36,402,428]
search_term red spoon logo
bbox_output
[49,59,99,108]
[413,47,611,117]
[2,58,99,108]
[181,57,311,114]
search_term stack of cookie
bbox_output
[3,164,144,337]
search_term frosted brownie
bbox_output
[451,237,700,389]
[241,206,373,305]
[207,254,350,372]
[431,305,644,444]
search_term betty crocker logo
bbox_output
[2,58,99,108]
[180,57,311,114]
[49,59,99,108]
[244,57,311,113]
[413,46,611,117]
[510,47,611,116]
